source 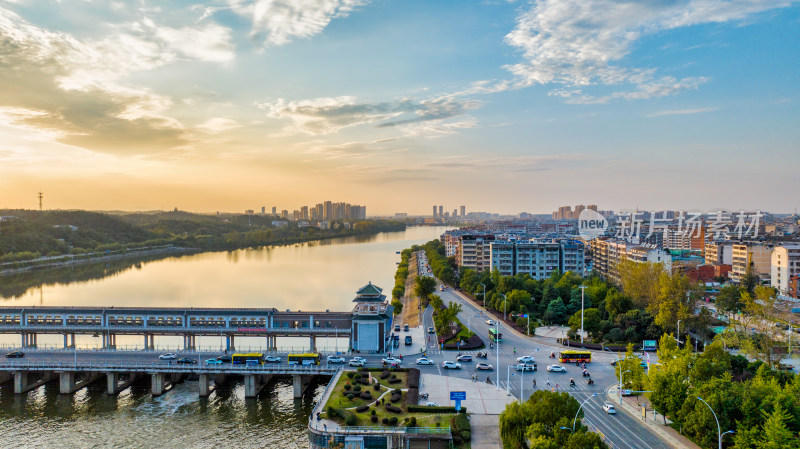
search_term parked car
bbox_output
[486,319,496,325]
[442,361,461,370]
[476,362,493,371]
[416,357,434,365]
[547,365,566,372]
[405,336,413,346]
[602,403,617,414]
[516,356,536,364]
[404,324,409,332]
[264,355,281,363]
[382,357,402,366]
[426,402,440,407]
[427,327,435,334]
[348,357,366,367]
[456,355,472,362]
[216,355,232,363]
[327,356,346,364]
[516,363,536,372]
[5,351,24,359]
[159,353,177,360]
[204,358,222,365]
[176,358,197,365]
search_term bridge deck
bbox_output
[0,361,339,376]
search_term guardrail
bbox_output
[331,426,451,436]
[0,324,351,335]
[0,361,339,375]
[0,344,352,354]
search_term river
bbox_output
[0,225,449,448]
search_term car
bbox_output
[547,365,566,372]
[394,325,401,332]
[176,358,197,365]
[348,357,366,367]
[427,327,435,334]
[382,357,402,366]
[327,356,346,364]
[416,357,434,365]
[426,402,440,407]
[158,353,177,360]
[438,285,444,291]
[602,403,617,414]
[456,355,472,362]
[442,361,462,370]
[486,319,496,325]
[264,355,281,363]
[476,362,493,371]
[404,336,413,346]
[516,363,536,372]
[5,351,24,359]
[404,324,409,332]
[216,355,232,363]
[516,356,536,364]
[204,358,222,365]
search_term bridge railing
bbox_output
[0,361,339,374]
[0,344,353,354]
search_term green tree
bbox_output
[568,308,602,339]
[544,298,566,324]
[758,404,799,448]
[715,284,744,315]
[414,276,437,300]
[604,289,632,318]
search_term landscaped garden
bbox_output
[323,367,472,447]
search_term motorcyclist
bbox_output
[569,378,575,386]
[486,377,492,384]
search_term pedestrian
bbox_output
[533,378,537,388]
[513,347,516,354]
[323,423,327,432]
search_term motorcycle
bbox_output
[549,352,556,359]
[419,393,429,399]
[587,379,594,385]
[477,351,488,358]
[486,377,492,384]
[569,379,576,387]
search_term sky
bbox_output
[1,0,798,216]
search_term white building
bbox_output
[489,239,584,279]
[731,242,773,284]
[771,243,800,296]
[705,242,734,265]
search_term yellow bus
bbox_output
[232,353,264,365]
[287,353,320,366]
[559,350,591,364]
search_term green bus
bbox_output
[287,353,320,366]
[489,328,503,342]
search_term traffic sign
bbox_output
[450,391,466,400]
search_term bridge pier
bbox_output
[183,335,196,351]
[14,370,53,394]
[226,335,235,352]
[145,334,154,350]
[244,374,272,398]
[198,373,214,397]
[292,374,313,398]
[21,333,37,348]
[59,371,103,394]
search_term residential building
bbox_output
[489,239,585,279]
[457,234,495,272]
[589,238,671,284]
[771,243,800,296]
[460,205,466,217]
[705,242,734,265]
[731,242,773,284]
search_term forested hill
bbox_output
[0,209,405,262]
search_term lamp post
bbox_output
[677,319,682,348]
[579,285,587,344]
[496,322,500,391]
[697,396,734,449]
[619,369,631,404]
[499,293,507,321]
[573,393,597,431]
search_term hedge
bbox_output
[358,367,409,373]
[327,406,357,426]
[407,369,420,389]
[360,391,373,400]
[355,405,369,413]
[443,334,485,350]
[385,405,402,413]
[407,405,466,414]
[390,393,401,403]
[388,378,402,384]
[380,370,391,379]
[406,387,419,405]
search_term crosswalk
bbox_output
[423,348,523,357]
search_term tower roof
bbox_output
[353,281,386,302]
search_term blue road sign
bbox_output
[450,391,466,400]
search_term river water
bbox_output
[0,226,448,448]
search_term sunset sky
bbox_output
[1,0,798,215]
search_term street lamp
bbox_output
[619,369,631,405]
[498,293,508,321]
[506,365,527,401]
[579,285,587,344]
[573,393,597,432]
[496,322,501,391]
[677,319,682,348]
[697,396,734,449]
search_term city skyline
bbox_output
[1,1,799,215]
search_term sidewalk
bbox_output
[606,385,701,449]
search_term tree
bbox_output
[758,404,799,448]
[544,298,566,324]
[604,289,632,317]
[568,308,602,339]
[715,285,744,316]
[618,260,665,309]
[414,276,436,300]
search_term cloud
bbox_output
[229,0,367,47]
[198,117,243,132]
[504,0,797,102]
[257,95,480,135]
[647,107,718,117]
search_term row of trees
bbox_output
[641,334,800,448]
[499,390,609,449]
[390,249,412,315]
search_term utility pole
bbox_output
[579,285,587,344]
[38,192,43,211]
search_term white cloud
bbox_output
[504,0,797,102]
[647,107,718,117]
[229,0,367,47]
[198,117,243,132]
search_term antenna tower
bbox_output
[38,192,43,211]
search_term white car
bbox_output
[516,356,536,363]
[476,362,493,371]
[159,353,177,360]
[264,355,281,363]
[516,363,536,372]
[486,319,496,325]
[348,357,366,367]
[327,356,346,364]
[442,361,461,370]
[416,357,434,365]
[547,365,566,372]
[603,403,617,414]
[426,402,440,407]
[382,357,402,365]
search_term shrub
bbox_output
[370,415,378,423]
[388,378,401,384]
[381,418,389,424]
[345,414,357,426]
[380,371,390,379]
[452,436,462,445]
[354,373,362,379]
[386,405,402,413]
[356,405,369,413]
[346,393,354,400]
[353,384,362,392]
[373,383,380,391]
[390,393,401,403]
[346,372,355,378]
[371,409,376,415]
[358,378,370,385]
[393,388,402,394]
[408,417,417,427]
[388,417,398,426]
[360,391,372,400]
[343,384,351,391]
[460,430,471,441]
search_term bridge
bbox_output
[0,305,353,352]
[0,359,339,398]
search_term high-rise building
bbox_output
[573,205,585,219]
[281,210,288,219]
[301,206,309,220]
[324,201,333,220]
[271,206,277,215]
[432,205,437,218]
[438,205,443,217]
[261,206,265,214]
[771,243,800,296]
[460,205,466,217]
[453,209,458,217]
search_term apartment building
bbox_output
[489,240,560,279]
[730,242,773,284]
[589,238,671,284]
[771,243,800,296]
[457,234,495,272]
[704,242,734,265]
